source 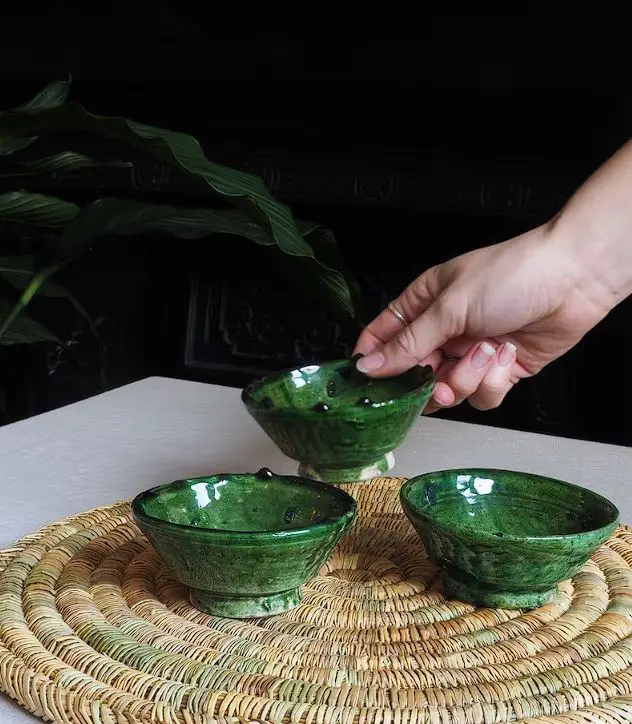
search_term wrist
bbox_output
[544,210,632,314]
[542,139,632,313]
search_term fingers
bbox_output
[424,341,517,414]
[469,342,518,410]
[429,381,456,409]
[353,271,438,358]
[357,297,457,377]
[424,341,497,414]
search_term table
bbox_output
[1,376,630,722]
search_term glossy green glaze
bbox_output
[400,468,619,609]
[132,468,357,618]
[242,358,435,483]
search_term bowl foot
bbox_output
[189,587,302,619]
[298,451,395,484]
[442,568,559,610]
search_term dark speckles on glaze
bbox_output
[284,508,298,523]
[241,358,435,483]
[255,467,274,480]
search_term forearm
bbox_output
[546,138,632,309]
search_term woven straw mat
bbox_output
[1,475,632,724]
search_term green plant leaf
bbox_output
[0,254,69,295]
[15,79,71,114]
[0,257,66,343]
[0,100,357,317]
[0,191,79,229]
[0,255,97,338]
[297,221,366,324]
[19,151,132,173]
[0,79,70,157]
[0,257,104,385]
[58,198,356,316]
[0,297,60,345]
[60,198,277,248]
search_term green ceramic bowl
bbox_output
[132,468,357,618]
[400,468,619,610]
[242,358,435,483]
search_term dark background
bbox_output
[1,9,630,445]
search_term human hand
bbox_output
[353,224,614,413]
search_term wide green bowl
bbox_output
[242,358,435,483]
[400,468,620,609]
[132,468,357,618]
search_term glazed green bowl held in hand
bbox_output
[241,358,435,483]
[400,468,620,610]
[132,468,357,618]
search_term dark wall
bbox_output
[1,11,630,445]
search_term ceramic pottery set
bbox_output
[132,358,619,618]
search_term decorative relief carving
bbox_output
[218,278,356,363]
[353,172,400,202]
[184,270,388,377]
[6,131,572,219]
[130,159,171,191]
[230,154,564,217]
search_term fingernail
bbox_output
[433,388,453,406]
[356,352,385,373]
[471,341,496,369]
[497,341,517,367]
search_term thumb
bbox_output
[356,299,454,377]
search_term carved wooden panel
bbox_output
[184,270,363,385]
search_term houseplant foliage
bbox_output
[0,80,360,349]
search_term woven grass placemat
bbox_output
[1,476,632,723]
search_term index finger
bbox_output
[353,278,435,356]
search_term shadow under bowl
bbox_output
[241,358,435,483]
[400,468,619,609]
[132,467,357,618]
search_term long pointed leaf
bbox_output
[0,191,79,228]
[297,221,366,324]
[0,256,105,384]
[15,79,71,114]
[0,261,64,342]
[0,79,70,157]
[0,297,60,345]
[0,254,73,296]
[0,103,327,261]
[60,199,277,249]
[19,151,132,173]
[0,196,357,345]
[59,198,356,316]
[0,97,358,318]
[0,255,98,339]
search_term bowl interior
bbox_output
[401,469,619,539]
[133,469,355,533]
[244,358,433,412]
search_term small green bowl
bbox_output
[132,468,357,618]
[242,358,435,483]
[400,468,619,609]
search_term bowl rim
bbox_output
[399,467,620,543]
[132,470,358,540]
[240,358,436,416]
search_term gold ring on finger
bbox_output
[387,301,410,326]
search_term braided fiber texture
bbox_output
[1,476,632,723]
